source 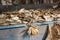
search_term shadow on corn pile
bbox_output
[0,3,60,12]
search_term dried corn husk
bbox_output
[28,27,39,35]
[0,8,60,25]
[46,22,60,40]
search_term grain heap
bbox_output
[0,8,60,25]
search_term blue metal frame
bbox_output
[0,24,26,29]
[34,20,60,25]
[0,20,60,29]
[1,20,60,40]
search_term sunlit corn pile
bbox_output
[0,8,60,25]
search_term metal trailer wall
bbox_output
[0,24,47,40]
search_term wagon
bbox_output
[0,0,60,40]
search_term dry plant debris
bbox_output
[46,22,60,40]
[0,8,60,25]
